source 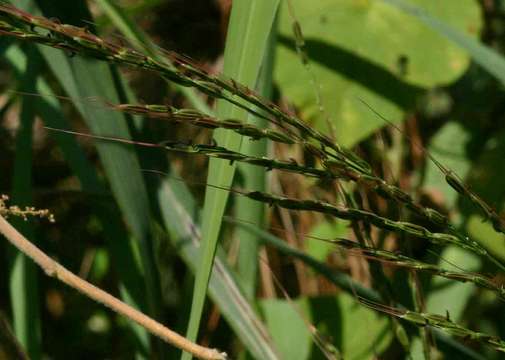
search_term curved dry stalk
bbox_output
[0,214,227,360]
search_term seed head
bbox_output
[0,194,55,222]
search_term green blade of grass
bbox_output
[7,45,150,353]
[8,46,41,359]
[382,0,505,86]
[55,55,161,350]
[235,19,277,299]
[97,4,280,352]
[156,177,280,360]
[184,1,280,355]
[13,3,154,255]
[11,0,162,354]
[94,0,212,115]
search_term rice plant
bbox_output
[1,1,505,359]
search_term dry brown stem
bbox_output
[0,214,227,360]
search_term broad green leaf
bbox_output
[426,246,480,322]
[382,0,505,87]
[260,294,393,360]
[306,220,348,262]
[467,215,505,262]
[329,293,392,359]
[260,299,312,360]
[275,0,481,146]
[424,121,472,208]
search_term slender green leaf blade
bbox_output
[12,0,161,353]
[157,178,280,360]
[235,18,278,299]
[5,44,150,352]
[185,0,280,355]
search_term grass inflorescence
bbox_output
[2,2,505,358]
[0,3,458,231]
